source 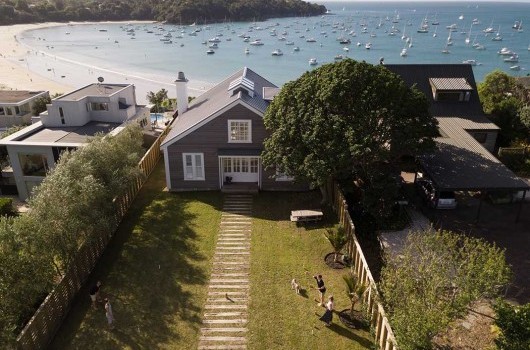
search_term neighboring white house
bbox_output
[0,83,149,200]
[0,90,50,130]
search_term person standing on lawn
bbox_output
[319,295,334,326]
[89,281,102,309]
[104,298,114,330]
[313,274,326,306]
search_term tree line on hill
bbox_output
[0,0,326,25]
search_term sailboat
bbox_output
[446,30,453,46]
[433,26,438,37]
[400,42,408,57]
[492,26,502,41]
[465,24,472,44]
[441,42,451,54]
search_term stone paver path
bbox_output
[198,194,253,350]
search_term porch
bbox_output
[221,182,259,194]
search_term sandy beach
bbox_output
[0,21,214,102]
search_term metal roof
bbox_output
[429,77,473,91]
[161,67,277,148]
[17,121,120,145]
[385,64,528,191]
[263,87,281,101]
[228,76,255,93]
[418,118,529,191]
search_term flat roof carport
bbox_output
[417,142,529,222]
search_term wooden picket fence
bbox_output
[332,183,399,350]
[16,126,171,350]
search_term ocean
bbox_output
[16,1,530,102]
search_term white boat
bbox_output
[293,46,300,52]
[245,48,250,54]
[475,44,486,50]
[365,42,372,50]
[462,59,478,65]
[208,37,221,43]
[249,40,264,46]
[343,47,349,52]
[306,38,317,42]
[512,20,523,30]
[206,49,215,55]
[208,43,218,49]
[504,55,519,63]
[459,14,464,20]
[285,41,294,45]
[492,26,502,41]
[472,18,480,25]
[498,47,514,55]
[271,49,283,56]
[510,65,521,71]
[483,26,495,33]
[400,48,408,57]
[309,58,318,65]
[334,54,344,60]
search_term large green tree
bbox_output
[478,70,529,146]
[380,229,512,350]
[262,59,438,205]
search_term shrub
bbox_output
[0,198,14,216]
[493,300,530,350]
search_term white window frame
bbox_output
[228,119,252,143]
[182,153,205,181]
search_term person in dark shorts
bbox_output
[89,281,101,309]
[314,275,326,306]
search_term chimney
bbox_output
[175,71,189,116]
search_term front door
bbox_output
[221,157,259,184]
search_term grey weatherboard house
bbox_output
[161,67,306,192]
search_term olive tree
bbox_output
[262,59,438,211]
[380,229,512,350]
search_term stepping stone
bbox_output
[199,336,247,342]
[209,285,249,289]
[203,311,247,317]
[207,298,248,303]
[207,292,248,297]
[216,246,249,250]
[201,328,247,333]
[204,305,247,309]
[202,319,247,324]
[215,252,250,255]
[211,273,249,277]
[198,346,247,350]
[210,278,248,283]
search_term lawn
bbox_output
[50,162,373,349]
[50,162,224,349]
[249,192,373,349]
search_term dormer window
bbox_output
[228,120,251,143]
[228,76,255,97]
[429,78,473,102]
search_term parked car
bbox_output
[416,179,457,209]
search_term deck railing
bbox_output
[16,126,171,350]
[332,182,399,350]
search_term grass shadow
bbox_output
[50,161,223,349]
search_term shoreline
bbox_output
[0,21,215,103]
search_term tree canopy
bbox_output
[0,124,144,344]
[0,0,326,25]
[478,70,529,146]
[262,59,438,195]
[380,229,512,350]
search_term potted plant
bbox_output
[339,272,369,329]
[324,226,349,268]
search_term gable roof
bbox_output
[161,67,277,148]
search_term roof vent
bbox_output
[228,76,255,97]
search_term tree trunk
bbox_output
[320,185,328,205]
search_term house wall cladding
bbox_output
[167,104,267,190]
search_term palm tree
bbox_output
[343,272,368,318]
[146,88,169,123]
[325,226,349,262]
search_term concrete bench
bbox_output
[290,209,323,222]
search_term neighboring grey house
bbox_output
[386,64,529,195]
[0,83,149,200]
[0,90,50,130]
[161,67,306,192]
